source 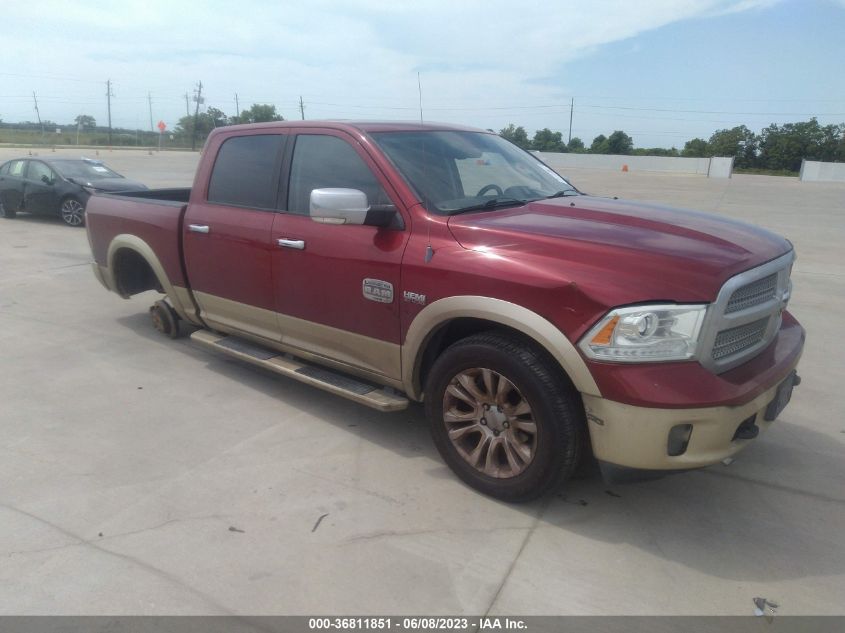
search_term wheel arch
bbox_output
[402,296,600,401]
[105,234,196,323]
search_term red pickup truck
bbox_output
[85,121,804,501]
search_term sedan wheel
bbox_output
[60,197,85,227]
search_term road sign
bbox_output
[157,120,167,132]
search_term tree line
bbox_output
[0,103,284,147]
[500,118,845,172]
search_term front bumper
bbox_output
[581,315,804,471]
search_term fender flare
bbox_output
[106,234,199,325]
[401,295,600,400]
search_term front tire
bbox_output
[424,332,586,502]
[59,196,85,227]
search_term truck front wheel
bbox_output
[424,332,585,502]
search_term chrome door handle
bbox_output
[188,224,210,234]
[277,238,305,250]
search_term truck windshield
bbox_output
[370,130,577,215]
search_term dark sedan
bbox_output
[0,157,147,227]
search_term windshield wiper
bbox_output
[545,189,580,199]
[447,197,525,216]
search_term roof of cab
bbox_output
[210,120,488,135]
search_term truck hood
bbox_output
[447,195,792,304]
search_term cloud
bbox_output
[1,0,782,129]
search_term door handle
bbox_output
[188,224,210,234]
[277,238,305,250]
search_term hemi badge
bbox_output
[363,278,394,303]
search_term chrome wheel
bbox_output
[60,198,85,226]
[442,368,537,478]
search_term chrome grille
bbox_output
[725,273,778,313]
[712,317,770,360]
[699,251,794,373]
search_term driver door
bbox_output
[23,160,59,215]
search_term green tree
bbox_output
[499,124,531,149]
[682,137,709,157]
[590,134,609,153]
[758,120,816,172]
[74,114,96,128]
[206,107,229,128]
[531,128,567,152]
[708,125,756,168]
[606,130,634,155]
[567,137,585,152]
[233,103,284,124]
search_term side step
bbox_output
[190,330,409,412]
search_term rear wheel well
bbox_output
[417,318,577,396]
[112,248,163,297]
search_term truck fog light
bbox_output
[667,424,693,456]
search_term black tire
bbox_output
[0,199,16,219]
[59,196,85,227]
[424,331,586,502]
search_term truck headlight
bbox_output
[579,304,708,362]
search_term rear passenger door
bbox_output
[0,160,27,212]
[183,132,287,341]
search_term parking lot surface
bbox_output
[1,147,843,615]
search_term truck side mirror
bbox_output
[309,188,395,228]
[41,174,53,185]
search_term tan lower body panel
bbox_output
[582,361,799,470]
[191,291,403,388]
[191,329,408,412]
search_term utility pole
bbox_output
[148,92,154,133]
[32,92,43,139]
[191,80,204,151]
[106,79,114,146]
[185,92,190,117]
[234,93,240,119]
[568,97,574,145]
[299,96,305,120]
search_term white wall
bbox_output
[536,151,715,175]
[800,160,845,183]
[707,156,734,179]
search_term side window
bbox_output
[207,134,284,210]
[0,163,8,176]
[287,135,390,215]
[27,161,54,183]
[8,160,26,177]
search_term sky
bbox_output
[2,0,844,149]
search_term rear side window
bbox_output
[207,134,284,210]
[8,160,25,177]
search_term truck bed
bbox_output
[86,189,190,289]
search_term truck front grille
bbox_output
[725,273,778,314]
[712,317,770,360]
[699,251,794,373]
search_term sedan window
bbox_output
[8,160,26,177]
[27,161,55,183]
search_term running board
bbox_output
[190,330,409,412]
